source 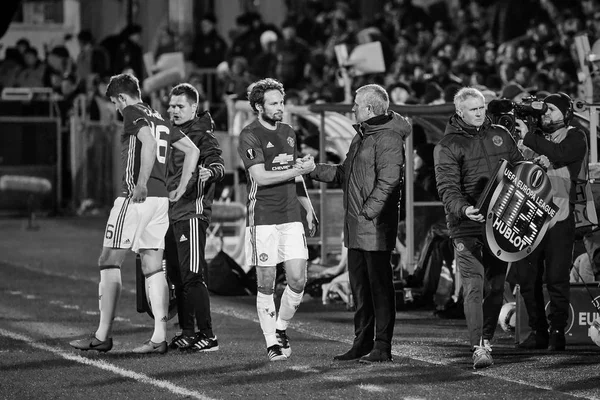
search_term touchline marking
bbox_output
[211,307,598,399]
[0,328,215,400]
[3,260,599,400]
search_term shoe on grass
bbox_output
[69,333,113,353]
[267,344,287,361]
[472,339,493,369]
[276,329,291,357]
[132,340,168,354]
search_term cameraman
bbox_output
[514,93,587,351]
[434,87,523,369]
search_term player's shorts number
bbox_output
[105,224,115,240]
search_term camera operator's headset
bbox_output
[551,92,574,125]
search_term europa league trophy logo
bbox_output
[478,160,559,262]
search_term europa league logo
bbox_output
[481,160,559,262]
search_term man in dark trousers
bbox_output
[514,93,586,351]
[165,83,225,352]
[309,84,409,363]
[434,87,523,369]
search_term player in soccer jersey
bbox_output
[237,78,316,362]
[165,83,224,352]
[69,73,199,354]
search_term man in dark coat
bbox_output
[434,87,523,369]
[308,84,409,363]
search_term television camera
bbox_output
[488,97,548,138]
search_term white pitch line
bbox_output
[3,260,600,400]
[0,328,215,400]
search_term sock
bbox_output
[257,292,278,347]
[276,286,303,331]
[96,266,122,341]
[146,270,169,343]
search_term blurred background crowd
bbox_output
[1,0,599,130]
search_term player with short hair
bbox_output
[237,78,316,361]
[69,73,199,354]
[165,82,224,352]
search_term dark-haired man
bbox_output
[165,83,224,353]
[237,78,316,362]
[514,93,587,351]
[69,73,199,354]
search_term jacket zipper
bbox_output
[478,131,493,172]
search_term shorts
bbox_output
[245,221,308,267]
[103,197,169,252]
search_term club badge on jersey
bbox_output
[476,160,559,262]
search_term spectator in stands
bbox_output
[15,47,44,88]
[250,30,278,80]
[152,24,179,60]
[388,82,413,105]
[115,24,144,80]
[228,13,262,68]
[428,56,462,89]
[15,37,30,64]
[190,14,228,69]
[0,48,22,89]
[294,0,326,45]
[274,21,310,90]
[309,84,409,363]
[500,83,529,102]
[87,75,116,123]
[44,45,74,93]
[434,87,523,369]
[222,56,253,100]
[76,30,109,91]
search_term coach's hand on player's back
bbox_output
[132,184,148,203]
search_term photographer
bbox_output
[514,93,587,351]
[434,87,523,369]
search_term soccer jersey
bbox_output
[120,103,184,197]
[237,120,301,226]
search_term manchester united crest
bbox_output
[477,160,559,262]
[287,137,295,148]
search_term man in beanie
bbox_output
[514,92,587,351]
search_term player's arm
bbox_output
[248,162,313,186]
[170,134,200,202]
[296,176,317,236]
[132,126,157,203]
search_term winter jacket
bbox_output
[434,115,523,238]
[522,126,586,222]
[309,111,410,251]
[167,111,225,223]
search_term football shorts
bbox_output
[103,197,169,252]
[245,221,308,267]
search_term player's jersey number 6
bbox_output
[150,122,169,164]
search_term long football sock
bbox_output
[146,270,169,343]
[96,266,122,341]
[276,285,303,331]
[257,292,278,347]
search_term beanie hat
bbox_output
[500,83,528,101]
[543,93,570,119]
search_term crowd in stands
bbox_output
[1,0,598,127]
